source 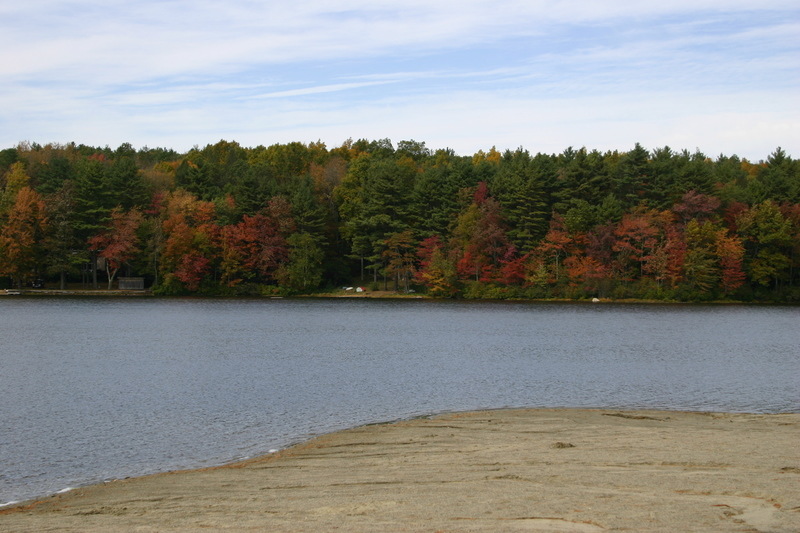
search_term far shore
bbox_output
[2,287,774,305]
[1,408,798,532]
[2,288,152,297]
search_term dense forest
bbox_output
[1,139,798,301]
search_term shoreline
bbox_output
[2,288,785,305]
[1,408,798,532]
[1,289,152,297]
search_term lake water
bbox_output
[1,298,798,505]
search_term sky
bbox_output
[2,1,798,160]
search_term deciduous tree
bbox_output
[415,235,459,297]
[0,187,48,287]
[88,207,144,289]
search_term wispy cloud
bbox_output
[1,1,797,158]
[250,81,397,99]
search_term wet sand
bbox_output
[2,408,798,532]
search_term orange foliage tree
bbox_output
[0,187,48,288]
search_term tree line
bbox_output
[1,139,798,301]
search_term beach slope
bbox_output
[1,409,798,532]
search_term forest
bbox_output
[0,139,798,302]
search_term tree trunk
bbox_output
[107,265,119,290]
[91,252,98,289]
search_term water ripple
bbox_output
[1,298,798,504]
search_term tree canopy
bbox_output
[1,139,798,301]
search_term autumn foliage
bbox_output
[1,140,798,301]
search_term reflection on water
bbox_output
[1,298,798,504]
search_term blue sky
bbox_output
[2,1,798,160]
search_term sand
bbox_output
[1,409,798,532]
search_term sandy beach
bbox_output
[1,408,798,532]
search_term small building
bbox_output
[118,277,145,290]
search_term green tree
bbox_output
[73,157,118,288]
[230,162,279,215]
[671,149,715,200]
[612,143,649,209]
[754,147,799,203]
[74,157,115,235]
[253,142,311,182]
[680,220,720,297]
[714,153,750,205]
[564,194,623,234]
[0,148,18,175]
[736,201,793,290]
[107,156,148,209]
[555,147,612,208]
[43,181,84,289]
[493,149,549,252]
[382,230,417,292]
[33,155,74,196]
[336,153,416,281]
[277,232,324,292]
[410,156,477,238]
[1,162,31,215]
[175,160,221,201]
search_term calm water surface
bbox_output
[1,298,798,504]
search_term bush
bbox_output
[152,276,189,296]
[461,282,524,300]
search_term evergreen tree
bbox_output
[554,147,612,210]
[756,148,799,203]
[73,157,115,238]
[33,155,74,195]
[613,143,650,209]
[43,181,84,289]
[410,157,475,238]
[277,232,324,292]
[492,150,549,252]
[107,156,149,209]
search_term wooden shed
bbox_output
[118,277,145,290]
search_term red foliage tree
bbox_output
[612,208,664,280]
[220,197,295,286]
[672,190,721,224]
[88,207,144,289]
[451,186,513,282]
[160,191,220,291]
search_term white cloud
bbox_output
[250,81,397,99]
[1,1,797,158]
